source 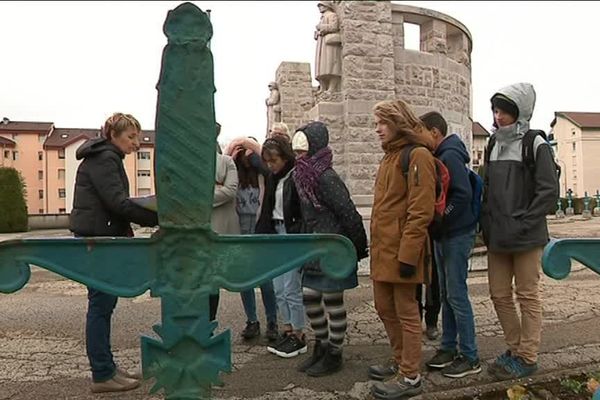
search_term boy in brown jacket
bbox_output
[368,100,437,398]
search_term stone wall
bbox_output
[275,62,315,135]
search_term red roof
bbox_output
[44,128,155,149]
[44,128,100,149]
[472,121,490,137]
[553,112,600,129]
[0,136,16,147]
[0,119,54,133]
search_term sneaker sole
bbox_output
[272,346,308,358]
[427,360,454,369]
[442,366,482,379]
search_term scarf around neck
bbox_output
[293,146,333,209]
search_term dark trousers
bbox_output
[86,288,118,382]
[416,241,441,328]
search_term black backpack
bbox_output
[484,129,561,194]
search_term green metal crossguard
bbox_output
[542,238,600,280]
[0,231,356,296]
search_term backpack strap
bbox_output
[522,129,546,175]
[400,144,418,176]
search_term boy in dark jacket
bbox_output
[420,112,481,379]
[481,83,558,380]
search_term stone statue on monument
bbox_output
[265,81,281,135]
[314,1,342,94]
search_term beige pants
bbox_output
[488,247,543,364]
[373,281,422,378]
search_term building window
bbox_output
[38,151,43,161]
[4,150,9,159]
[12,151,18,160]
[58,188,66,198]
[39,209,44,214]
[58,169,65,180]
[572,142,576,152]
[58,149,65,159]
[137,170,151,177]
[137,151,151,160]
[59,208,66,214]
[138,188,152,196]
[39,190,44,199]
[38,134,46,143]
[38,170,43,180]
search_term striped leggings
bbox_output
[302,288,347,349]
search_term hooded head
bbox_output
[490,82,536,134]
[292,121,329,157]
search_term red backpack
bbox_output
[400,144,451,239]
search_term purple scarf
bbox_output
[293,147,333,209]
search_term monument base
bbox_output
[566,208,575,216]
[582,210,592,220]
[594,207,600,217]
[556,210,566,219]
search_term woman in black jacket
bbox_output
[291,121,368,377]
[69,113,158,393]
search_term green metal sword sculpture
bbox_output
[0,3,357,399]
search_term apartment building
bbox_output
[551,111,600,197]
[0,118,155,214]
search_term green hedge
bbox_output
[0,167,28,233]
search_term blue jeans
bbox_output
[86,288,118,382]
[240,282,278,324]
[238,213,278,325]
[434,229,479,362]
[273,220,305,330]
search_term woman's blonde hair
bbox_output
[101,113,141,141]
[373,100,427,144]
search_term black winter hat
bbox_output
[491,94,519,120]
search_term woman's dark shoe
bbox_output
[297,340,327,372]
[241,321,260,339]
[306,345,343,377]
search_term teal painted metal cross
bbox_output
[0,3,357,399]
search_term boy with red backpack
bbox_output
[420,112,483,379]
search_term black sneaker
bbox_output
[272,334,308,358]
[241,321,260,339]
[266,321,279,342]
[368,359,398,381]
[426,349,457,369]
[266,333,290,354]
[441,355,482,378]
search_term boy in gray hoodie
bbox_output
[481,83,558,380]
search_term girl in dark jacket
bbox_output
[70,113,158,393]
[291,121,368,377]
[254,136,307,359]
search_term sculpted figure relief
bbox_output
[265,81,281,134]
[315,1,342,93]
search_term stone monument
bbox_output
[566,188,575,216]
[265,81,281,135]
[594,190,600,217]
[270,1,473,227]
[582,191,592,219]
[315,1,342,95]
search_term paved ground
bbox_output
[0,217,599,399]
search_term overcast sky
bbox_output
[1,1,599,145]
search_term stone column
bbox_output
[275,62,315,134]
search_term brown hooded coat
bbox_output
[370,135,437,284]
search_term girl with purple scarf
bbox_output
[291,121,368,377]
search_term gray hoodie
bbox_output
[481,83,559,253]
